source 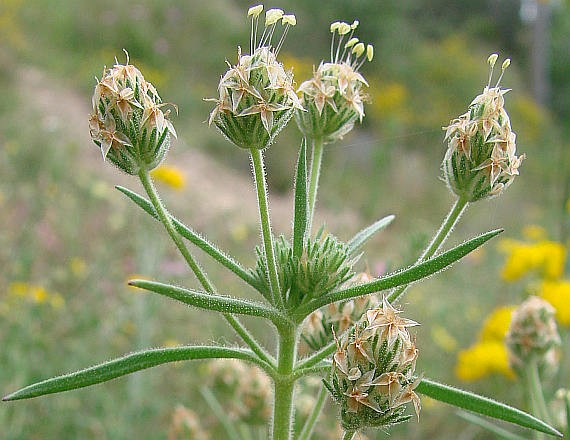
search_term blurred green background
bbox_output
[1,0,569,438]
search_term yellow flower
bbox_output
[479,306,515,342]
[540,280,570,326]
[431,324,458,352]
[499,239,566,281]
[70,257,87,277]
[455,341,514,381]
[150,165,186,190]
[521,224,547,241]
[31,286,48,303]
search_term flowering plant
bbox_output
[3,5,560,440]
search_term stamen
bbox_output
[487,53,498,88]
[247,4,263,18]
[495,58,510,87]
[366,44,374,62]
[275,15,296,55]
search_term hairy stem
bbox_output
[139,169,275,367]
[250,148,283,309]
[272,324,298,440]
[526,359,551,440]
[297,383,328,440]
[307,137,324,235]
[388,196,469,303]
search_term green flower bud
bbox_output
[295,20,371,144]
[89,53,176,175]
[325,298,421,431]
[442,55,524,201]
[506,296,561,377]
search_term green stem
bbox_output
[139,169,275,368]
[250,148,283,309]
[342,429,356,440]
[388,196,469,303]
[307,137,324,235]
[526,359,551,440]
[297,383,328,440]
[272,324,298,440]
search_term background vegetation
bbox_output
[1,0,569,438]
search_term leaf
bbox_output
[456,411,530,440]
[294,229,503,319]
[416,379,562,437]
[116,186,260,290]
[129,279,284,324]
[293,140,308,260]
[347,214,395,255]
[3,346,266,401]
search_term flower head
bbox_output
[442,54,524,201]
[208,5,300,150]
[506,296,561,377]
[325,298,420,431]
[89,51,176,174]
[295,20,372,143]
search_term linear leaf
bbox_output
[129,279,284,324]
[116,186,260,290]
[294,229,503,319]
[293,140,308,259]
[417,379,562,437]
[347,214,395,255]
[3,346,267,401]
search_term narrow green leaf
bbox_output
[456,411,530,440]
[3,346,266,401]
[116,186,260,290]
[293,140,308,260]
[417,379,562,437]
[347,214,395,255]
[129,279,284,324]
[294,229,503,319]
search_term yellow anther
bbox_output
[282,14,296,26]
[338,22,351,35]
[487,53,498,68]
[351,20,359,30]
[501,58,511,70]
[351,42,365,57]
[265,8,284,26]
[344,37,359,49]
[366,44,374,62]
[330,21,341,33]
[248,4,263,18]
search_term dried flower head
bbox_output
[207,5,301,150]
[442,54,524,201]
[325,297,421,431]
[89,51,176,174]
[295,19,372,143]
[505,296,561,377]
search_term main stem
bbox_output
[388,196,469,303]
[250,149,283,308]
[307,137,324,235]
[139,169,274,367]
[272,324,297,440]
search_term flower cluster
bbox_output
[506,296,561,377]
[208,5,302,150]
[301,272,380,352]
[442,54,524,201]
[89,52,176,174]
[295,21,372,143]
[455,306,515,381]
[325,298,420,431]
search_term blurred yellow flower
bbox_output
[521,224,547,241]
[499,239,566,281]
[479,306,515,342]
[431,324,458,352]
[151,165,186,190]
[70,257,87,277]
[540,280,570,326]
[455,341,514,381]
[369,81,409,118]
[7,282,65,309]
